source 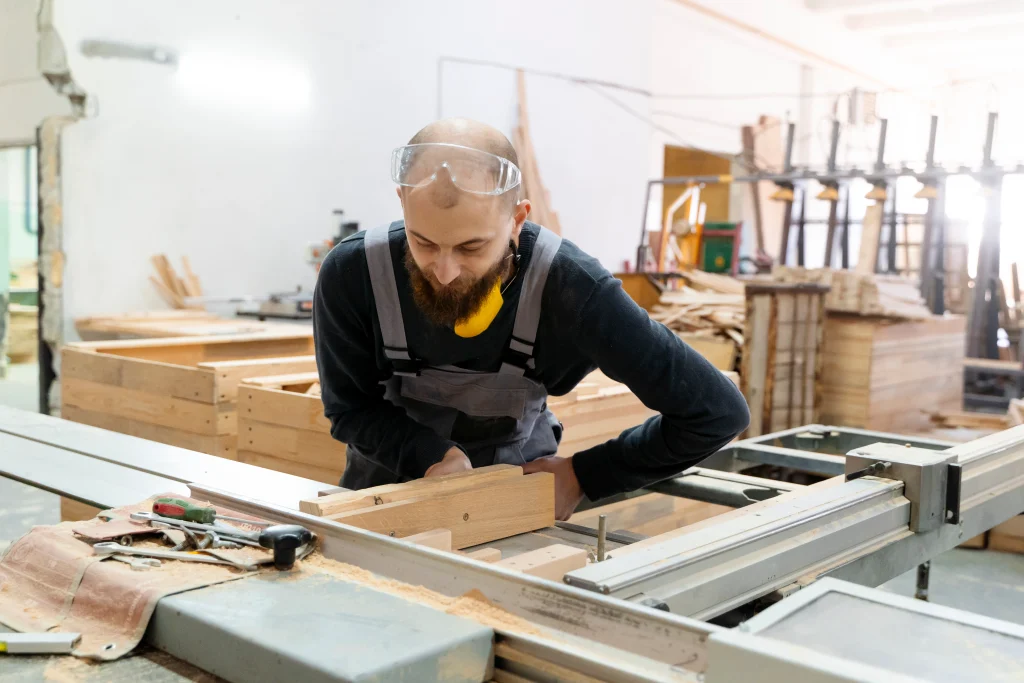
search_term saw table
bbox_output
[1,405,1022,682]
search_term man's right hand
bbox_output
[424,447,472,478]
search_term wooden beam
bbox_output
[326,473,555,549]
[402,529,453,552]
[462,547,502,563]
[496,544,588,582]
[300,464,522,516]
[856,202,885,274]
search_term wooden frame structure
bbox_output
[60,333,318,459]
[740,283,829,436]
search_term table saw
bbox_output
[1,405,1022,682]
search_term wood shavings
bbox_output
[299,553,549,638]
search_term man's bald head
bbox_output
[408,118,519,168]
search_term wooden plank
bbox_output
[494,642,605,683]
[62,347,217,403]
[60,497,103,522]
[300,464,522,516]
[240,419,345,471]
[237,450,339,484]
[402,529,453,552]
[61,405,237,458]
[62,378,231,435]
[203,356,318,401]
[462,547,502,563]
[963,357,1024,372]
[496,544,588,582]
[326,472,555,549]
[240,372,320,390]
[240,384,331,433]
[741,294,772,436]
[856,202,885,274]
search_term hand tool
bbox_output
[0,632,81,655]
[109,554,161,571]
[152,497,270,527]
[92,542,258,571]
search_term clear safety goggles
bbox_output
[391,143,521,196]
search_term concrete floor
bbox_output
[0,361,1021,629]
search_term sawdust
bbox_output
[300,553,548,637]
[42,655,97,683]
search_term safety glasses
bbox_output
[391,143,521,196]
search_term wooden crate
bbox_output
[740,283,829,436]
[237,373,345,484]
[60,333,318,459]
[819,314,965,433]
[75,310,306,341]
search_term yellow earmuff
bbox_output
[453,281,504,338]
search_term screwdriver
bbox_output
[152,497,269,527]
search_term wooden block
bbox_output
[62,405,237,458]
[326,472,555,549]
[989,515,1024,554]
[240,419,346,471]
[203,356,318,402]
[241,384,331,432]
[237,450,341,484]
[461,547,502,563]
[63,347,217,403]
[495,544,587,582]
[402,529,453,552]
[60,498,104,522]
[301,464,522,516]
[62,378,232,435]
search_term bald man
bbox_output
[313,119,749,519]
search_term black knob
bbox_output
[258,525,313,570]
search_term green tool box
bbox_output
[700,221,740,274]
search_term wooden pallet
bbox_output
[75,310,307,341]
[237,372,344,484]
[819,314,965,433]
[740,283,829,436]
[60,333,318,459]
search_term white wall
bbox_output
[53,0,655,334]
[0,0,71,144]
[48,0,947,332]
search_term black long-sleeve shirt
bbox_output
[313,221,749,500]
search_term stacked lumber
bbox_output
[819,315,965,433]
[299,465,555,550]
[75,310,305,341]
[741,283,829,436]
[237,372,344,484]
[648,270,745,370]
[773,266,932,320]
[150,254,203,309]
[60,332,317,459]
[548,371,658,456]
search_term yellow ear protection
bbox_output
[453,240,520,338]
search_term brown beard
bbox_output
[405,244,511,328]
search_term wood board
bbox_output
[326,472,555,549]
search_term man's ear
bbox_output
[511,198,531,242]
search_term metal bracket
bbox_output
[944,463,962,525]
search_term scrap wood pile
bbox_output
[772,266,932,320]
[648,269,745,344]
[150,254,203,309]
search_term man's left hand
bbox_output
[522,455,584,521]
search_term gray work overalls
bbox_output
[340,223,565,489]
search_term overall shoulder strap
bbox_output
[363,223,421,377]
[500,227,563,376]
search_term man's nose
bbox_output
[433,254,460,285]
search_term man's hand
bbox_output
[522,455,584,521]
[424,447,472,478]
